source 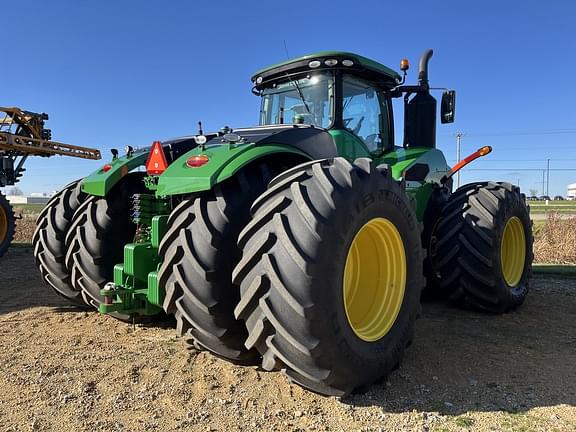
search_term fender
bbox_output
[155,142,311,197]
[379,147,451,220]
[81,136,199,197]
[82,150,148,197]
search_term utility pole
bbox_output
[546,158,550,196]
[542,170,545,196]
[456,133,463,188]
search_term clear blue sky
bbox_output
[3,0,575,196]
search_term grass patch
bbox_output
[11,242,32,248]
[533,264,576,277]
[530,201,576,206]
[530,201,576,214]
[530,208,576,214]
[454,416,475,427]
[12,204,45,215]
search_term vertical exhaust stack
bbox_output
[418,49,434,89]
[404,49,437,149]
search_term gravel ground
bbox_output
[0,247,575,432]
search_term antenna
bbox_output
[283,40,290,59]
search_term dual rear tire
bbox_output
[64,174,145,319]
[33,180,88,306]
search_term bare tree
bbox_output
[7,186,24,196]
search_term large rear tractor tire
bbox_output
[233,158,424,396]
[33,180,88,306]
[158,163,280,364]
[0,192,15,258]
[433,182,533,313]
[65,174,145,320]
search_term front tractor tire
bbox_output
[0,192,15,258]
[65,174,145,319]
[33,180,88,306]
[158,163,281,364]
[433,182,533,313]
[233,158,424,397]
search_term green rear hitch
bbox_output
[98,193,169,316]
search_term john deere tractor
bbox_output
[33,49,533,396]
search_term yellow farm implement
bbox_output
[0,106,101,256]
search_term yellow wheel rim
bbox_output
[343,218,406,342]
[0,206,7,243]
[500,216,526,287]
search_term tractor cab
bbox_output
[252,51,456,157]
[252,52,400,157]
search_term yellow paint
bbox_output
[343,218,406,342]
[0,205,7,242]
[500,216,526,287]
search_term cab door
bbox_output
[330,75,392,160]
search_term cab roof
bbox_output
[251,51,401,89]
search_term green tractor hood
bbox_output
[82,124,337,198]
[155,125,337,197]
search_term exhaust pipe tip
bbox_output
[418,49,434,87]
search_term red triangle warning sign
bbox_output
[146,141,168,175]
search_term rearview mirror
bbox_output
[441,90,456,124]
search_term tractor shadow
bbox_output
[343,275,576,415]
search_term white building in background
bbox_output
[568,183,576,200]
[6,194,52,205]
[5,195,28,204]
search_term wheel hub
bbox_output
[500,216,526,287]
[0,206,7,243]
[343,218,406,342]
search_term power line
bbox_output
[447,159,576,162]
[441,129,576,137]
[463,169,576,172]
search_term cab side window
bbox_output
[342,76,389,153]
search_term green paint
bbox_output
[328,129,371,161]
[376,147,450,180]
[151,215,168,249]
[147,271,162,306]
[124,243,158,285]
[412,182,435,221]
[82,151,148,196]
[375,147,450,221]
[113,264,125,286]
[155,143,309,197]
[98,213,167,315]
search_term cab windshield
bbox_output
[259,72,334,128]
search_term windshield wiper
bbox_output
[285,74,312,117]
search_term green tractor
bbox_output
[33,49,533,396]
